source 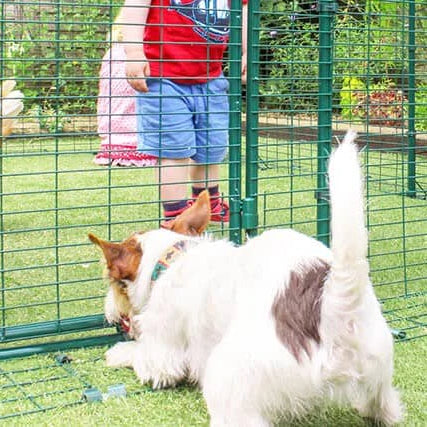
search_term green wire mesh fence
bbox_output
[0,0,426,420]
[252,0,426,341]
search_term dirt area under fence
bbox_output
[244,116,427,155]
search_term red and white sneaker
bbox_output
[210,198,229,223]
[160,197,229,228]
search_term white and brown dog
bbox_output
[89,131,403,426]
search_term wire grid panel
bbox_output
[0,347,147,420]
[0,353,92,419]
[334,0,426,339]
[255,0,426,339]
[1,0,125,345]
[1,0,241,349]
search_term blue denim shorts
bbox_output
[136,76,229,163]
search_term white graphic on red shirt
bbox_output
[169,0,230,43]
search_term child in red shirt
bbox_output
[121,0,248,224]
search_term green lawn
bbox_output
[0,136,426,424]
[1,339,426,425]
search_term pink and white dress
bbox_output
[94,45,157,167]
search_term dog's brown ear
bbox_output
[88,233,142,282]
[163,190,211,236]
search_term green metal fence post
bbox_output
[407,0,416,198]
[54,0,62,335]
[0,0,4,342]
[229,0,243,244]
[317,0,336,246]
[244,0,260,237]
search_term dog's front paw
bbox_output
[105,342,136,368]
[131,314,144,339]
[132,360,180,388]
[151,374,180,389]
[133,362,152,385]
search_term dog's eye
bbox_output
[118,280,128,288]
[110,277,128,288]
[118,277,134,288]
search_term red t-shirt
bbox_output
[144,0,247,84]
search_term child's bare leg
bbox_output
[158,158,189,202]
[190,163,220,189]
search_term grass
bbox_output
[1,340,426,425]
[0,136,426,424]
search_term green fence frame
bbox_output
[317,0,335,246]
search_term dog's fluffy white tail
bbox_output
[328,130,369,296]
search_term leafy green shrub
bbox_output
[341,77,409,127]
[258,2,319,111]
[4,1,122,121]
[365,88,407,128]
[415,87,427,132]
[258,0,423,122]
[340,77,366,121]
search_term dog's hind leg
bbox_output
[379,385,404,426]
[203,342,272,427]
[355,384,404,426]
[204,376,271,426]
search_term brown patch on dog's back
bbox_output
[271,260,329,362]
